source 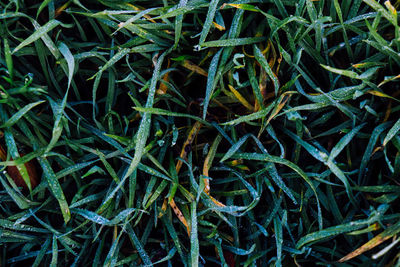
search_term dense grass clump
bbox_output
[0,0,400,266]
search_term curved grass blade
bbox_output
[254,45,280,95]
[0,173,30,209]
[0,101,45,128]
[58,42,75,90]
[297,215,383,249]
[339,219,400,262]
[39,157,70,223]
[13,20,62,54]
[123,50,168,180]
[383,118,400,146]
[232,153,322,229]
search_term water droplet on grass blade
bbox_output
[157,140,165,147]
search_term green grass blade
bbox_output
[58,41,75,90]
[190,201,199,266]
[12,20,62,54]
[200,37,265,48]
[198,0,220,45]
[203,49,222,120]
[254,45,280,95]
[383,118,400,146]
[123,50,168,180]
[328,123,365,161]
[126,224,152,266]
[0,101,45,128]
[38,157,71,223]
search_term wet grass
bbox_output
[0,0,400,266]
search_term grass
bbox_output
[0,0,400,266]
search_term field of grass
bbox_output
[0,0,400,266]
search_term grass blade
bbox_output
[13,20,62,54]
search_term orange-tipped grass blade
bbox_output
[268,40,277,69]
[164,122,202,236]
[157,59,171,95]
[55,1,71,18]
[339,220,400,262]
